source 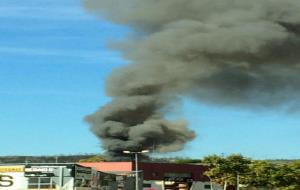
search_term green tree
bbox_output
[289,160,300,185]
[271,162,300,190]
[203,155,228,187]
[245,161,277,189]
[245,160,300,190]
[203,154,251,189]
[203,155,300,190]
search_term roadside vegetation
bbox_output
[177,154,300,190]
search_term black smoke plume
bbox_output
[83,0,300,158]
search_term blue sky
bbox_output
[0,0,299,160]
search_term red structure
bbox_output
[79,162,133,173]
[139,162,209,181]
[78,162,238,190]
[79,162,209,182]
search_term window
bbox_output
[204,184,211,189]
[143,183,151,187]
[27,177,56,189]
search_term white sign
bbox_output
[0,166,27,190]
[25,167,54,172]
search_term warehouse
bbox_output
[79,162,223,190]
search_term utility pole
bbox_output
[135,153,139,190]
[123,150,149,190]
[236,173,239,190]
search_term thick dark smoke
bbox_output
[83,0,300,158]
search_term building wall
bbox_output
[138,163,209,181]
[25,164,75,190]
[79,162,210,182]
[0,165,27,190]
[190,181,224,190]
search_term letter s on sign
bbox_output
[0,175,14,187]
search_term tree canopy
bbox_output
[201,154,300,190]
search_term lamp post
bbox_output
[123,150,149,190]
[236,172,239,190]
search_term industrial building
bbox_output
[79,162,223,190]
[0,162,223,190]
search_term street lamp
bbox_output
[236,172,240,190]
[123,150,149,190]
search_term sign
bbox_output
[0,166,24,173]
[24,166,59,177]
[164,177,193,182]
[0,166,27,190]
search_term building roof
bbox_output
[78,162,133,172]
